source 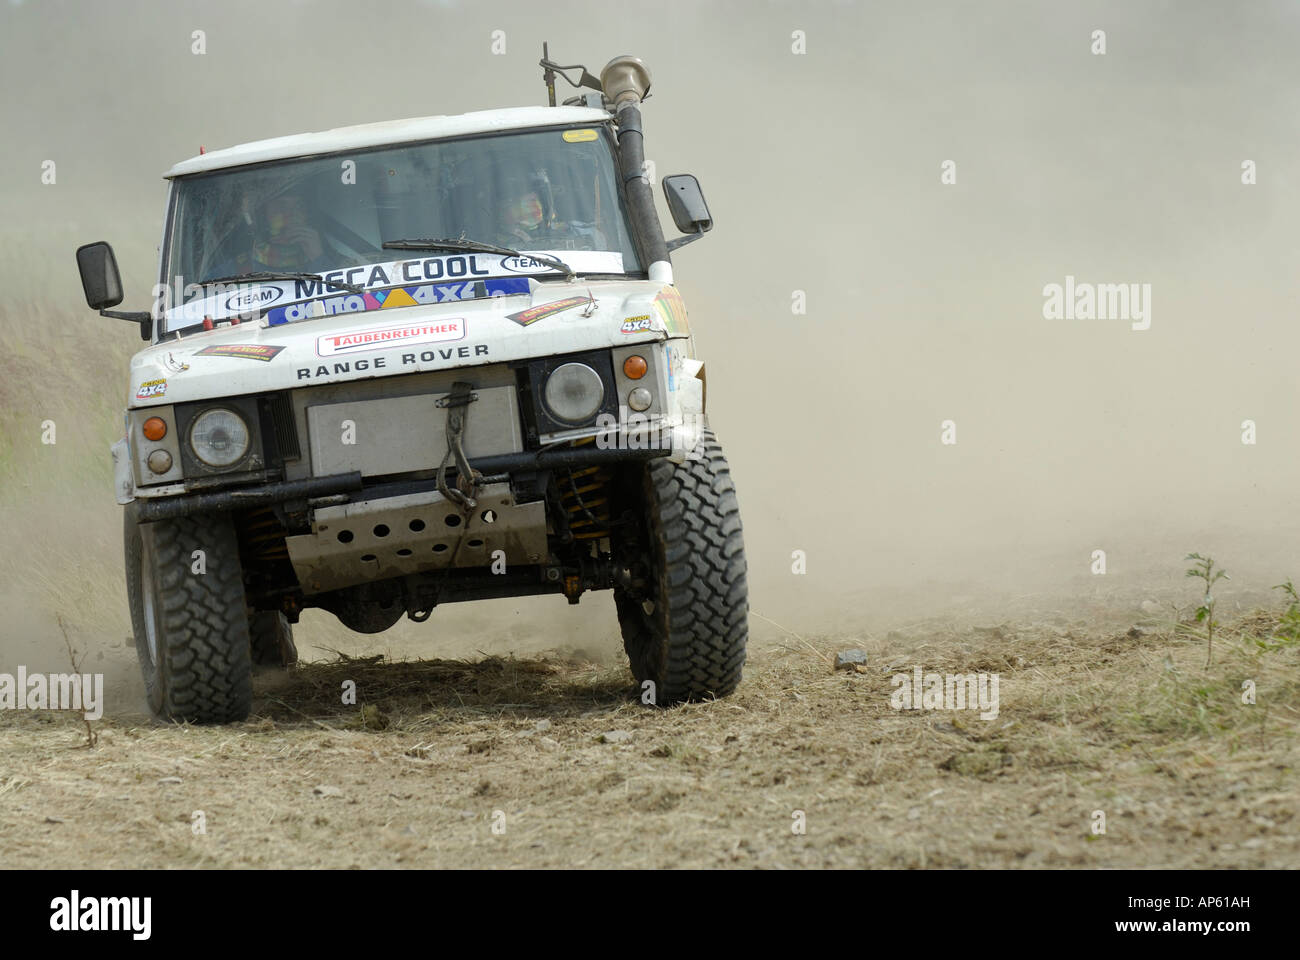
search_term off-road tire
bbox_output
[615,429,748,704]
[250,610,298,667]
[125,507,254,723]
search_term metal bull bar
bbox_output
[133,446,671,524]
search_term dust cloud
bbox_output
[2,0,1298,679]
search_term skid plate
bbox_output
[286,483,547,594]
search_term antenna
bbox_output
[538,43,604,107]
[542,42,556,107]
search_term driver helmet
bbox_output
[250,186,315,268]
[501,170,554,234]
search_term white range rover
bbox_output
[74,52,748,723]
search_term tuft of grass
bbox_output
[1126,668,1239,738]
[1118,607,1298,742]
[1259,580,1300,652]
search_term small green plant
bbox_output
[1185,553,1228,667]
[1258,579,1300,652]
[55,613,97,748]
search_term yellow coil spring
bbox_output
[561,463,612,540]
[242,507,289,560]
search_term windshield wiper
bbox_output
[381,237,575,281]
[195,270,365,295]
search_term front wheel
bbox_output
[125,508,254,723]
[614,429,748,704]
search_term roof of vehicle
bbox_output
[164,105,613,179]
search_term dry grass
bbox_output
[1,608,1295,869]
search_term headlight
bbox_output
[544,362,604,424]
[188,408,250,468]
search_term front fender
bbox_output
[666,358,706,462]
[111,437,134,505]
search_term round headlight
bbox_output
[189,408,250,468]
[544,362,604,424]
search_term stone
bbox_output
[834,649,868,670]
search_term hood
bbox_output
[128,278,690,407]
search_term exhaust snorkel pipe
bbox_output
[601,56,672,282]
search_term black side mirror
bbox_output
[663,174,712,232]
[76,241,124,310]
[662,175,712,252]
[75,240,152,338]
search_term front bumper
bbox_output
[132,443,671,524]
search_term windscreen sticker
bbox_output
[505,295,593,327]
[266,277,529,325]
[168,251,623,329]
[194,344,285,362]
[316,318,465,358]
[562,129,599,143]
[135,378,166,400]
[620,315,653,334]
[224,287,284,312]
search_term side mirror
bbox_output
[663,174,712,233]
[75,241,153,338]
[662,175,712,252]
[76,241,124,310]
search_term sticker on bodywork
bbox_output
[505,296,593,327]
[652,287,690,337]
[135,378,166,400]
[266,277,529,326]
[194,344,286,362]
[620,315,653,334]
[168,252,622,330]
[665,342,685,392]
[316,318,465,358]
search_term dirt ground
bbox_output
[3,591,1296,869]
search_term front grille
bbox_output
[269,392,301,461]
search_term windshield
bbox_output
[160,125,641,335]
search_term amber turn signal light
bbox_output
[142,417,167,441]
[623,355,647,380]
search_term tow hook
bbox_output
[437,381,482,511]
